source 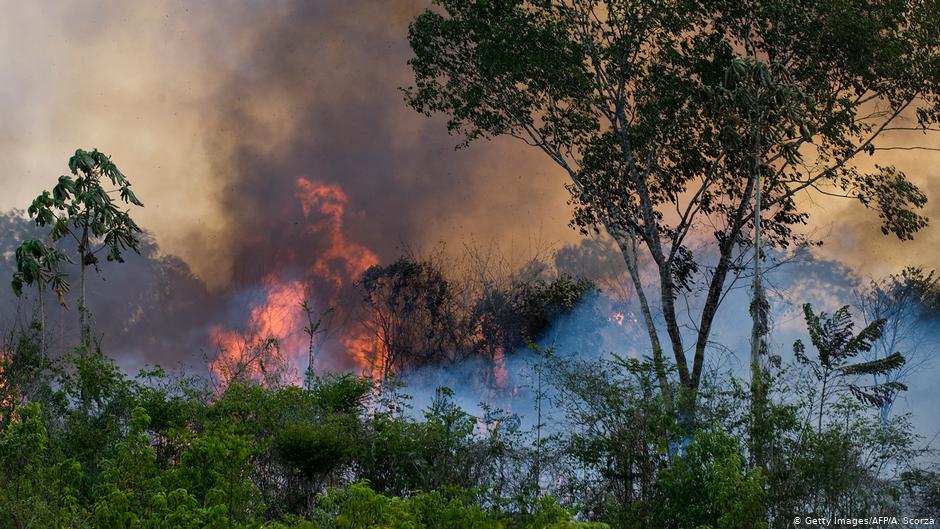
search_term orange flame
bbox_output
[295,178,379,290]
[209,277,307,385]
[209,178,381,385]
[609,311,626,326]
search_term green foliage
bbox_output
[311,482,605,529]
[0,338,933,528]
[549,354,675,523]
[11,239,70,305]
[276,419,357,478]
[795,303,907,426]
[654,432,767,529]
[24,148,144,346]
[0,403,83,528]
[28,149,143,264]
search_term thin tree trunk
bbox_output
[79,258,87,349]
[37,284,45,364]
[690,175,757,398]
[818,373,828,433]
[611,230,672,405]
[79,215,90,350]
[749,114,770,469]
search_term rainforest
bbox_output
[1,1,939,528]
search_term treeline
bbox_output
[358,254,599,374]
[212,250,606,391]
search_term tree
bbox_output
[473,272,600,364]
[404,0,940,419]
[855,267,940,422]
[548,354,673,523]
[793,303,907,432]
[358,257,466,380]
[654,432,767,529]
[26,149,144,348]
[11,239,70,359]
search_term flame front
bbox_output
[209,178,381,385]
[209,277,307,384]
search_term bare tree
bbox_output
[855,267,940,422]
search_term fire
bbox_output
[609,311,625,326]
[295,178,382,375]
[209,178,381,386]
[209,277,307,385]
[341,330,384,378]
[295,178,379,290]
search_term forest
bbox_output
[2,0,940,528]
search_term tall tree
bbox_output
[358,257,465,379]
[404,0,940,417]
[26,149,143,349]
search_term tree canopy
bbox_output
[25,149,144,347]
[405,0,940,413]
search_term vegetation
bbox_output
[358,255,600,379]
[24,149,143,348]
[404,0,940,420]
[1,309,936,528]
[2,0,940,526]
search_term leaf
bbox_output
[840,351,905,376]
[11,273,24,297]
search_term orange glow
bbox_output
[209,178,382,386]
[0,351,15,423]
[342,330,384,378]
[491,347,508,389]
[209,277,307,385]
[609,311,625,326]
[296,178,380,290]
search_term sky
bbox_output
[0,0,579,291]
[1,1,938,435]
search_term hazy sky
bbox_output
[0,1,583,293]
[3,1,939,283]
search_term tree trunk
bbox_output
[818,372,828,433]
[690,175,757,399]
[611,230,672,405]
[38,284,45,364]
[749,124,770,470]
[79,216,90,350]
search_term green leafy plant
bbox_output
[794,303,907,432]
[26,148,143,347]
[11,239,70,359]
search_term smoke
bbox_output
[0,211,216,372]
[393,241,940,443]
[0,0,577,292]
[0,0,580,371]
[1,0,939,442]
